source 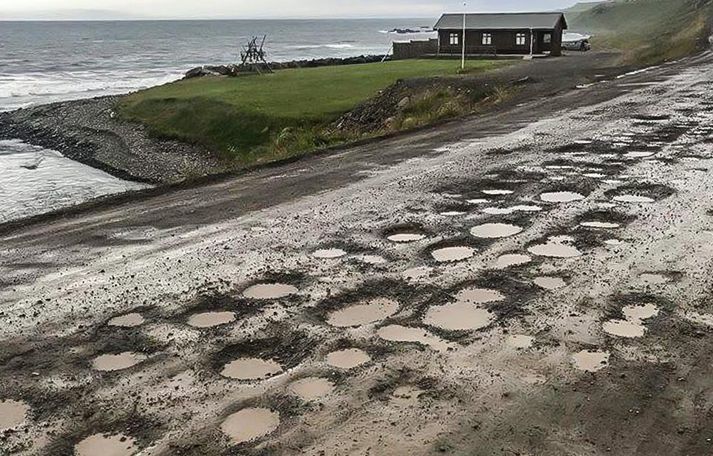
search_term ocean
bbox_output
[0,19,435,223]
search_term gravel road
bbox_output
[2,51,713,456]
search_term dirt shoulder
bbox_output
[0,52,625,186]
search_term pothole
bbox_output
[580,221,620,229]
[613,194,655,203]
[470,223,524,239]
[623,303,659,321]
[440,210,467,216]
[423,302,495,331]
[387,233,426,243]
[402,266,434,281]
[356,254,387,265]
[220,407,280,444]
[528,236,582,258]
[482,207,515,215]
[107,313,145,328]
[313,248,347,259]
[506,334,534,349]
[482,189,514,196]
[533,276,566,290]
[376,325,451,351]
[243,283,298,300]
[454,287,505,304]
[187,311,236,328]
[75,433,138,456]
[220,358,283,380]
[467,198,491,204]
[327,298,400,328]
[326,348,371,369]
[92,352,147,372]
[431,246,476,263]
[602,319,645,338]
[540,191,585,203]
[288,377,335,401]
[572,350,610,372]
[0,400,29,430]
[494,253,532,269]
[624,151,656,158]
[392,385,424,403]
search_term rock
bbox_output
[397,97,411,109]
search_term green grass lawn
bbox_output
[118,59,507,163]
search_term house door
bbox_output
[537,31,553,53]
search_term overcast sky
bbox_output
[1,0,578,20]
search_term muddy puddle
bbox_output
[377,325,451,351]
[75,433,138,456]
[221,407,280,444]
[187,311,236,328]
[0,400,29,430]
[313,248,347,259]
[288,377,335,401]
[92,352,147,372]
[603,303,659,338]
[494,253,532,268]
[107,313,145,328]
[540,191,585,203]
[431,246,475,263]
[455,287,505,304]
[580,221,620,229]
[613,194,655,203]
[470,223,523,239]
[327,298,400,328]
[220,357,283,380]
[533,276,566,290]
[572,350,610,372]
[326,348,370,369]
[243,283,298,300]
[467,198,490,204]
[387,233,426,243]
[440,210,466,216]
[506,335,534,349]
[424,302,494,331]
[482,189,514,196]
[528,236,582,258]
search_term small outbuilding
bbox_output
[433,12,568,57]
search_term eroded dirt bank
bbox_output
[2,53,713,455]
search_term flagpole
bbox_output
[461,1,467,70]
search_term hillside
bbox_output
[568,0,713,64]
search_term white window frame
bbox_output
[516,33,527,46]
[449,32,459,45]
[482,33,492,45]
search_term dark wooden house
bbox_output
[434,12,568,57]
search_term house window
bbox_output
[449,33,459,45]
[516,33,527,46]
[482,33,492,45]
[543,33,552,44]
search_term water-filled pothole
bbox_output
[580,221,620,229]
[107,313,145,328]
[313,248,347,259]
[92,352,147,372]
[540,191,585,203]
[75,433,138,456]
[220,358,283,380]
[482,189,514,196]
[533,276,566,290]
[470,223,524,239]
[455,287,505,304]
[326,348,371,369]
[572,350,610,372]
[387,233,426,243]
[0,400,29,430]
[423,302,495,331]
[528,236,582,258]
[431,246,476,263]
[495,254,532,268]
[613,194,655,203]
[187,311,236,328]
[221,407,280,444]
[602,319,645,338]
[376,325,451,351]
[327,298,400,328]
[243,283,298,300]
[288,377,335,401]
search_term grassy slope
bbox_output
[119,59,506,164]
[569,0,713,65]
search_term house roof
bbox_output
[434,12,567,31]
